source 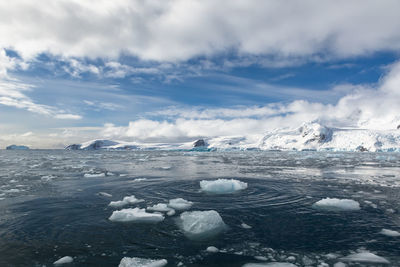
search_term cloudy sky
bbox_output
[1,0,400,148]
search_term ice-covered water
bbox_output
[0,150,400,266]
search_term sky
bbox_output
[1,0,400,148]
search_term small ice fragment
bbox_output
[3,189,20,193]
[109,208,164,223]
[313,198,360,211]
[254,256,268,261]
[167,209,176,216]
[109,196,144,208]
[178,210,227,240]
[200,179,247,194]
[380,229,400,237]
[98,192,112,197]
[53,256,73,265]
[132,178,147,182]
[241,222,252,229]
[339,252,390,264]
[242,263,297,267]
[168,198,193,210]
[206,246,219,253]
[118,257,167,267]
[84,173,106,178]
[333,263,346,267]
[147,203,174,213]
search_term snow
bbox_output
[118,257,167,267]
[178,210,227,240]
[168,198,193,210]
[206,246,219,253]
[380,228,400,237]
[109,195,144,208]
[53,256,73,265]
[109,208,164,223]
[313,198,360,211]
[200,179,248,194]
[339,252,390,264]
[147,203,175,215]
[242,263,297,267]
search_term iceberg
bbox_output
[118,257,167,267]
[6,145,29,150]
[168,198,193,210]
[313,198,360,211]
[380,228,400,237]
[200,179,248,194]
[109,195,144,208]
[177,210,227,240]
[109,208,164,223]
[339,252,390,264]
[53,256,73,265]
[206,246,219,253]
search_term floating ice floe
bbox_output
[380,228,400,237]
[84,173,106,178]
[118,257,167,267]
[313,198,360,211]
[168,198,193,210]
[242,263,297,267]
[178,210,227,240]
[98,192,112,197]
[200,179,248,194]
[109,195,144,208]
[53,256,73,265]
[339,252,390,264]
[333,263,346,267]
[147,203,175,216]
[109,208,164,223]
[206,246,219,253]
[241,222,252,229]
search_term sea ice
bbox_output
[241,222,252,229]
[200,179,248,194]
[84,173,106,178]
[178,210,227,240]
[206,246,219,253]
[109,195,144,208]
[118,257,167,267]
[168,198,193,210]
[53,256,73,265]
[313,198,360,211]
[380,228,400,237]
[242,263,297,267]
[109,208,164,223]
[98,192,112,197]
[147,203,175,215]
[339,252,390,264]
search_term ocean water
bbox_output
[0,150,400,266]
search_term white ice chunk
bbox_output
[178,210,227,240]
[206,246,219,253]
[118,257,167,267]
[98,192,112,197]
[313,198,360,211]
[53,256,73,265]
[339,252,390,264]
[380,228,400,237]
[109,208,164,223]
[241,222,252,229]
[109,195,144,208]
[147,203,175,215]
[200,179,247,194]
[168,198,193,210]
[333,263,346,267]
[84,173,106,178]
[243,263,297,267]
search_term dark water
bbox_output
[0,150,400,266]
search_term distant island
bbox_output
[6,145,30,150]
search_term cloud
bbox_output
[99,61,400,142]
[1,0,400,63]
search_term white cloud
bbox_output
[0,0,400,63]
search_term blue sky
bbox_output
[1,1,400,148]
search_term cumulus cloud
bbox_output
[99,61,400,142]
[1,0,400,63]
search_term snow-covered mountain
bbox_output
[65,122,400,152]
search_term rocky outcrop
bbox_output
[193,139,207,147]
[65,144,81,150]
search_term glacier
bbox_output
[64,122,400,152]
